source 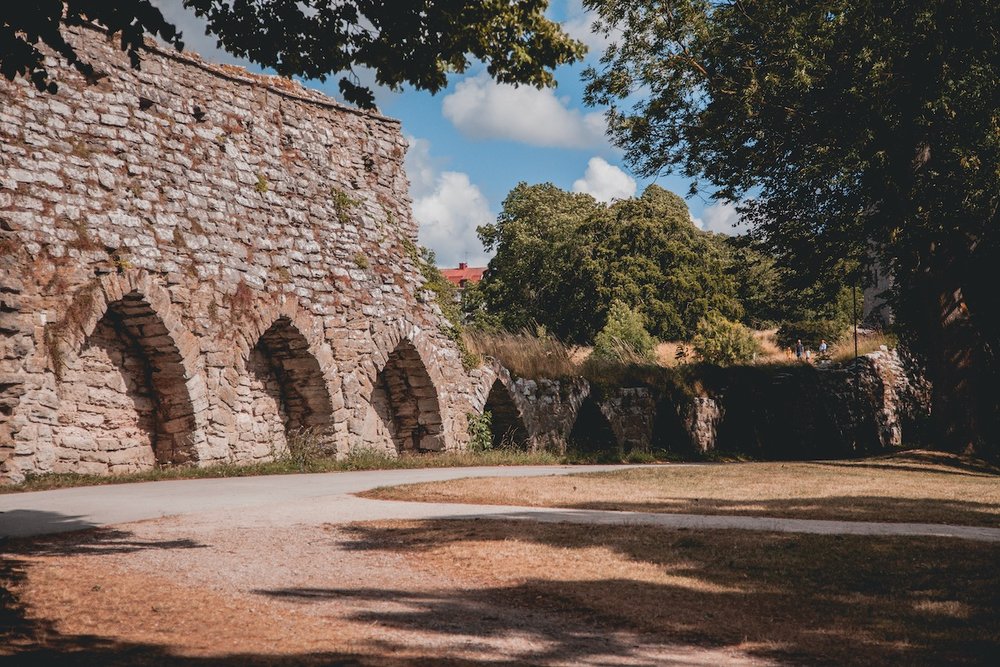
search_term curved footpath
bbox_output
[1,464,997,542]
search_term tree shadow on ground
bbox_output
[324,519,1000,666]
[2,521,206,557]
[0,509,98,539]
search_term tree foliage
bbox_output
[585,0,1000,455]
[475,182,742,343]
[2,1,584,107]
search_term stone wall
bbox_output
[0,26,475,482]
[476,349,930,459]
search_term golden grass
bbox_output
[362,450,1000,527]
[463,328,578,378]
[340,519,1000,666]
[468,327,894,377]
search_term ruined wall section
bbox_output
[0,26,471,481]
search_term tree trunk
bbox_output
[909,267,999,460]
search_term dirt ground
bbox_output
[1,517,765,666]
[3,513,997,666]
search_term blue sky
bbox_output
[153,1,744,267]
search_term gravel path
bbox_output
[3,464,998,542]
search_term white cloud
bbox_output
[406,137,493,267]
[442,73,608,149]
[690,200,748,235]
[571,157,636,203]
[562,0,612,55]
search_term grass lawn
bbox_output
[362,450,1000,527]
[342,519,999,666]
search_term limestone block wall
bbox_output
[0,25,475,482]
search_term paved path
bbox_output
[2,464,998,542]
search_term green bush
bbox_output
[592,301,656,362]
[467,410,494,452]
[776,319,845,349]
[692,312,760,365]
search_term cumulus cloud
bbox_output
[406,137,493,267]
[442,73,608,149]
[562,0,613,55]
[690,200,748,235]
[571,157,637,203]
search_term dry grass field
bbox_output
[363,450,1000,527]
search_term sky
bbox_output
[151,1,746,268]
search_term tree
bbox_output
[590,186,743,339]
[2,1,584,108]
[476,183,742,343]
[476,183,605,342]
[585,0,1000,457]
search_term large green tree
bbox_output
[476,183,604,342]
[585,0,1000,457]
[1,1,583,107]
[475,182,741,342]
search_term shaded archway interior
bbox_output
[372,339,443,453]
[246,317,334,449]
[484,380,529,448]
[52,291,198,473]
[568,396,617,454]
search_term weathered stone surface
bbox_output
[0,25,475,482]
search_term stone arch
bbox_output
[239,300,337,457]
[49,272,207,473]
[369,337,444,454]
[651,394,696,454]
[568,395,617,455]
[483,379,529,448]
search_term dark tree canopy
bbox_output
[2,1,584,107]
[585,0,1000,456]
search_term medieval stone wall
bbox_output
[0,26,474,482]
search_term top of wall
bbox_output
[117,23,401,127]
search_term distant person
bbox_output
[819,339,829,356]
[795,339,804,360]
[805,348,812,362]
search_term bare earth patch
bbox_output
[361,451,1000,527]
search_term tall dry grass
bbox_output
[463,329,578,378]
[464,327,898,379]
[828,331,897,362]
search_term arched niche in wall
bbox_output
[567,395,617,456]
[53,289,199,473]
[483,379,529,449]
[371,338,444,453]
[246,315,335,452]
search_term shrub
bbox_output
[592,301,656,363]
[467,411,494,452]
[776,319,846,349]
[692,312,760,365]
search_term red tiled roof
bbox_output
[440,262,486,286]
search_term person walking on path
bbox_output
[795,339,804,360]
[819,339,829,357]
